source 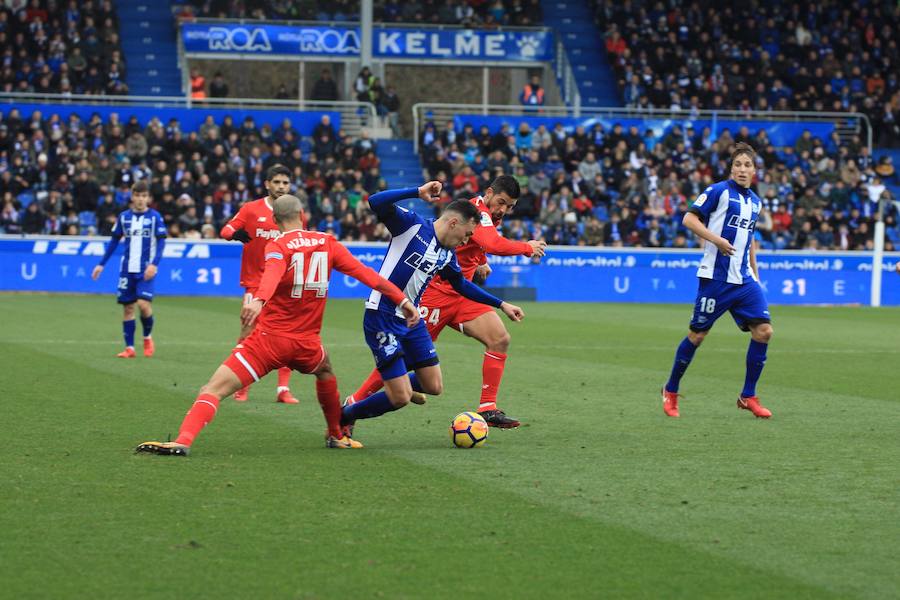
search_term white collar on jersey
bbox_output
[264,197,273,211]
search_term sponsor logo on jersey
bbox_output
[255,228,281,239]
[479,212,494,227]
[693,193,708,207]
[258,217,267,222]
[727,215,756,231]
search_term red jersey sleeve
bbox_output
[330,240,406,305]
[470,215,534,256]
[254,241,288,302]
[220,203,249,239]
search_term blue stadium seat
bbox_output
[17,192,35,207]
[79,211,97,228]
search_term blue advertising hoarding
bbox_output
[182,23,553,63]
[2,237,898,306]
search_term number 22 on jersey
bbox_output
[290,251,329,298]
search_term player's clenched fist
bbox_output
[418,181,442,202]
[500,302,525,322]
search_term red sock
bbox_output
[479,351,507,412]
[277,367,291,389]
[352,368,384,401]
[175,393,220,446]
[316,377,342,438]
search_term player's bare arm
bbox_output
[749,240,760,281]
[528,240,548,258]
[683,212,736,256]
[241,298,263,328]
[91,265,103,280]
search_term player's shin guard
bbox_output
[742,340,768,398]
[277,367,291,390]
[342,390,400,421]
[175,393,220,446]
[352,368,384,401]
[666,337,698,393]
[315,377,343,438]
[123,319,136,348]
[478,351,507,412]
[140,315,154,338]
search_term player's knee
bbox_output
[753,324,773,343]
[422,379,443,396]
[489,330,511,353]
[688,330,707,345]
[388,390,411,408]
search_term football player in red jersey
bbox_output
[136,194,420,455]
[347,175,546,428]
[220,164,305,404]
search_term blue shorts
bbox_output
[689,278,770,332]
[117,273,155,304]
[363,309,440,380]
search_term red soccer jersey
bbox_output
[253,229,407,339]
[220,197,280,289]
[429,196,534,295]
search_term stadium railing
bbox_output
[0,92,378,139]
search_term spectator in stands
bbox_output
[520,74,545,107]
[208,72,229,98]
[311,68,339,102]
[190,69,205,100]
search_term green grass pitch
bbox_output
[1,294,898,599]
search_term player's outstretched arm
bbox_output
[331,242,420,328]
[367,183,438,216]
[470,221,547,258]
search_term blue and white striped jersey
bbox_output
[107,208,168,274]
[365,192,462,318]
[689,179,761,284]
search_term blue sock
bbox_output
[742,340,768,398]
[343,390,400,421]
[140,315,154,338]
[123,320,136,348]
[665,337,698,393]
[408,372,423,393]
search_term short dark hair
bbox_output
[131,180,149,194]
[266,164,291,181]
[443,199,480,223]
[730,142,756,166]
[488,174,521,199]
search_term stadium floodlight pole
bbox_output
[361,0,373,75]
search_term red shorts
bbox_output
[223,329,325,387]
[419,287,494,341]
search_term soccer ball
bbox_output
[449,412,489,448]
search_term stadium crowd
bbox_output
[0,0,126,95]
[417,117,899,251]
[0,109,393,242]
[597,0,900,148]
[178,0,543,27]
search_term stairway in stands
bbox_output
[116,0,182,96]
[542,0,620,107]
[379,139,430,210]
